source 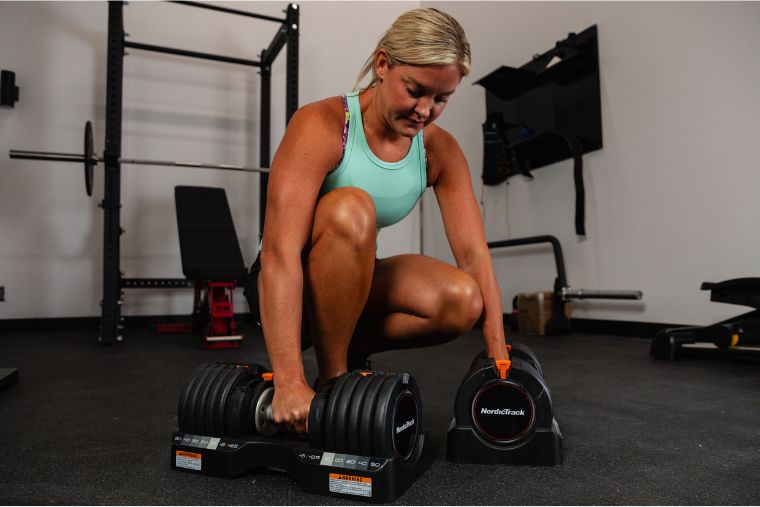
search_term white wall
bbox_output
[423,1,760,326]
[2,2,759,327]
[0,1,417,319]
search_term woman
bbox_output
[246,8,509,435]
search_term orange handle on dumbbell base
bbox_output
[495,359,511,379]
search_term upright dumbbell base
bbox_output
[446,418,562,466]
[448,350,562,466]
[170,430,432,503]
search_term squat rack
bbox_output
[99,1,299,345]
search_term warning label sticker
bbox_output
[175,450,202,471]
[328,473,372,498]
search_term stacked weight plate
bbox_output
[310,371,421,460]
[177,362,267,437]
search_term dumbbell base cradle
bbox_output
[170,430,432,503]
[446,417,562,466]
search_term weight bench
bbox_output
[171,186,248,349]
[650,278,760,361]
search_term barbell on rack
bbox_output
[9,121,271,197]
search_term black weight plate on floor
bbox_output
[224,379,253,437]
[195,363,224,436]
[196,364,229,436]
[215,365,249,437]
[84,121,94,197]
[308,391,328,449]
[238,377,264,435]
[333,373,361,453]
[225,377,259,437]
[206,365,237,436]
[308,379,337,449]
[372,375,402,457]
[214,365,243,436]
[322,373,350,452]
[245,379,271,436]
[185,364,218,433]
[346,374,373,454]
[177,363,209,432]
[358,375,386,456]
[511,343,544,377]
[224,386,245,437]
[186,364,216,434]
[469,350,490,372]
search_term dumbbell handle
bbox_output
[254,386,280,436]
[256,387,310,437]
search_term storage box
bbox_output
[517,291,572,336]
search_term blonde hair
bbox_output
[353,8,471,91]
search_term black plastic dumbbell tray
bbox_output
[170,430,432,503]
[446,419,561,465]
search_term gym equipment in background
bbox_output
[153,186,248,349]
[171,363,431,502]
[10,123,271,197]
[6,1,299,345]
[447,344,561,465]
[650,278,760,361]
[1,70,19,108]
[488,235,642,335]
[476,25,602,236]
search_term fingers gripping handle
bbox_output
[255,372,310,436]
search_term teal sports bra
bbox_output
[319,91,427,231]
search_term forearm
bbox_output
[461,251,508,357]
[258,251,309,388]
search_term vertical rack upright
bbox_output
[100,1,299,345]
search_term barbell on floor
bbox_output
[9,121,270,197]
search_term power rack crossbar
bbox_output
[170,1,287,23]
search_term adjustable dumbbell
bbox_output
[447,349,562,465]
[177,364,423,460]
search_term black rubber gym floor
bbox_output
[1,321,758,505]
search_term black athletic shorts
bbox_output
[243,253,314,351]
[242,253,263,326]
[243,253,379,352]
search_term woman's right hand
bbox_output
[270,380,315,436]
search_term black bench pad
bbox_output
[175,186,247,281]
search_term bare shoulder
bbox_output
[423,123,464,158]
[423,123,465,186]
[277,96,346,170]
[291,96,345,133]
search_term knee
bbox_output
[438,274,484,335]
[313,187,376,249]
